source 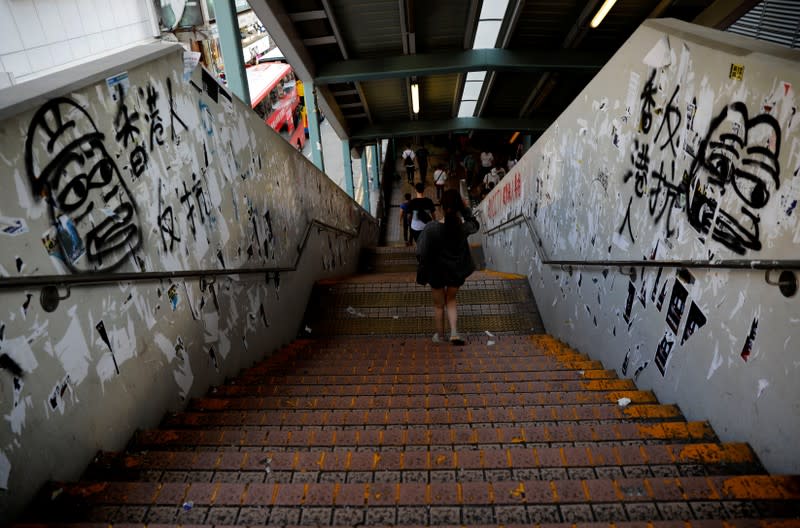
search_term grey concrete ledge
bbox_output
[0,40,183,121]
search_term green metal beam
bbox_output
[348,117,551,141]
[314,49,612,85]
[215,0,250,106]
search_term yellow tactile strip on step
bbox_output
[311,313,541,335]
[324,289,532,307]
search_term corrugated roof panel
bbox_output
[332,0,405,58]
[727,0,800,48]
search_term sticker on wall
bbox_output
[654,332,676,376]
[47,375,72,414]
[168,284,180,310]
[623,281,636,324]
[56,215,85,265]
[729,63,744,81]
[106,71,130,101]
[1,217,28,237]
[665,280,688,334]
[741,317,758,362]
[680,302,707,345]
[95,321,118,375]
[183,51,201,81]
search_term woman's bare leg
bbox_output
[445,286,460,339]
[431,288,446,341]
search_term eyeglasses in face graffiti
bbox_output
[25,97,141,272]
[686,102,781,255]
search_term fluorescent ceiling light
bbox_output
[411,82,420,113]
[590,0,617,28]
[466,71,487,82]
[462,81,483,100]
[473,20,502,49]
[458,100,477,118]
[479,0,509,20]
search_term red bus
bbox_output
[246,62,306,149]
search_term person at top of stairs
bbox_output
[415,189,480,345]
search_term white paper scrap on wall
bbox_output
[0,449,10,490]
[707,342,723,380]
[625,72,640,116]
[153,333,176,362]
[174,354,194,400]
[96,353,118,383]
[218,333,231,359]
[5,395,32,435]
[14,169,46,220]
[108,316,138,366]
[1,336,38,373]
[757,379,770,398]
[203,311,220,343]
[643,35,672,68]
[51,310,91,384]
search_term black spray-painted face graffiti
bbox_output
[25,97,141,271]
[687,102,781,255]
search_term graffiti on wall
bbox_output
[618,63,785,256]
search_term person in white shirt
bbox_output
[484,168,500,188]
[433,165,447,200]
[402,145,416,183]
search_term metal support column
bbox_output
[371,144,380,190]
[215,0,250,106]
[360,154,370,214]
[304,80,324,171]
[342,139,354,198]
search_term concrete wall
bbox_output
[478,19,800,474]
[0,0,157,86]
[0,43,378,518]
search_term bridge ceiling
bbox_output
[249,0,760,145]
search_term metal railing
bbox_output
[0,217,371,292]
[480,210,800,296]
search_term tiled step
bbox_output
[26,475,800,524]
[85,442,764,483]
[130,421,718,450]
[161,403,684,428]
[208,370,622,397]
[183,390,660,410]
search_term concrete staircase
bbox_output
[15,247,800,526]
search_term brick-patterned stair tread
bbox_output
[25,475,800,523]
[87,442,763,479]
[238,360,607,377]
[131,421,718,449]
[198,384,649,408]
[186,390,660,410]
[164,404,684,428]
[232,367,613,386]
[208,371,623,396]
[247,346,592,365]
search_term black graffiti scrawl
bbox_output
[25,98,141,272]
[686,102,781,255]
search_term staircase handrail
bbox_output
[0,217,370,291]
[480,210,800,272]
